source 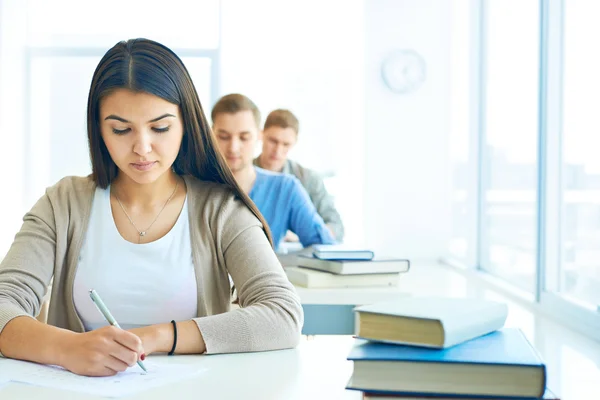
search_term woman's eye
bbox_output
[153,126,170,133]
[112,128,131,135]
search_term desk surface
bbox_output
[5,263,598,400]
[0,336,359,400]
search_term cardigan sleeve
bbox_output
[193,194,304,353]
[0,191,56,338]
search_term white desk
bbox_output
[4,263,599,399]
[0,336,359,400]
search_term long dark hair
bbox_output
[87,38,273,247]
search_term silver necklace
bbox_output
[113,179,179,242]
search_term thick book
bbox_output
[346,329,546,399]
[284,267,400,288]
[298,255,410,275]
[312,244,375,260]
[362,388,559,399]
[354,297,508,348]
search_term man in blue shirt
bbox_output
[254,109,344,241]
[211,93,335,251]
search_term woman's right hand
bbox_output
[60,326,145,377]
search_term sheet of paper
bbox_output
[0,358,206,397]
[0,362,12,387]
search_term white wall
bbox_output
[363,0,453,261]
[221,0,453,259]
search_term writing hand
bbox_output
[60,326,145,377]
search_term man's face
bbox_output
[260,126,297,172]
[213,110,259,173]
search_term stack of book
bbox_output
[346,297,559,399]
[284,245,410,288]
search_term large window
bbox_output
[558,0,600,309]
[480,0,540,293]
[445,0,600,340]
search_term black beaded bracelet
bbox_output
[168,320,177,356]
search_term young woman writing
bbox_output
[0,38,303,377]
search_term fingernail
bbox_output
[141,353,146,361]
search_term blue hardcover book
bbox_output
[361,387,559,399]
[312,244,375,261]
[346,328,546,399]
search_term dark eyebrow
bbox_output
[105,115,129,123]
[104,113,176,123]
[148,113,176,123]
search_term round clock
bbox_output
[380,49,427,94]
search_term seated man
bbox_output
[211,93,336,251]
[254,109,344,241]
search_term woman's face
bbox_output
[100,89,184,185]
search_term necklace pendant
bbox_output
[139,231,146,237]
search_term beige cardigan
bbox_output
[0,175,303,354]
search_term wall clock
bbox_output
[381,49,427,94]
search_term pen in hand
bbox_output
[89,289,148,373]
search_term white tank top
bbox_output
[73,186,198,331]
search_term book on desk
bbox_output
[346,328,547,399]
[354,297,508,348]
[285,266,401,288]
[312,244,376,260]
[297,254,410,275]
[361,387,559,399]
[283,246,410,288]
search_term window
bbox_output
[558,0,600,308]
[480,0,540,293]
[443,0,600,340]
